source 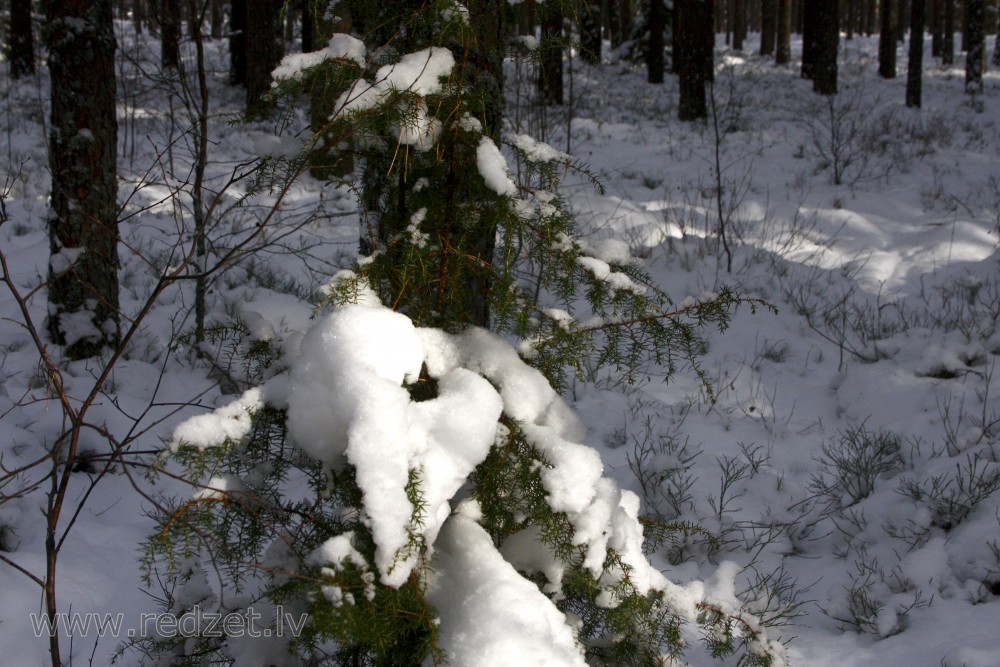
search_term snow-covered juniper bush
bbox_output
[142,2,779,666]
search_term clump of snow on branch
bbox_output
[271,33,366,84]
[476,137,517,195]
[335,47,455,116]
[168,288,712,652]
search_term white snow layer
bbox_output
[168,297,700,648]
[336,47,455,116]
[271,33,366,83]
[425,510,588,667]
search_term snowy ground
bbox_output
[2,23,1000,667]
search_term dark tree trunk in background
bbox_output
[965,0,986,94]
[994,3,1000,67]
[160,0,180,69]
[210,0,222,38]
[776,0,791,63]
[813,0,838,94]
[931,0,943,56]
[733,0,746,49]
[539,1,564,104]
[801,0,818,78]
[676,0,712,120]
[879,0,897,77]
[301,0,314,53]
[46,0,120,360]
[846,0,856,39]
[761,0,777,55]
[245,0,283,113]
[10,0,36,78]
[579,0,602,64]
[648,0,666,82]
[907,0,926,106]
[943,0,954,63]
[230,0,247,85]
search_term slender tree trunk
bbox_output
[846,0,856,39]
[760,0,777,55]
[46,0,120,361]
[994,1,1000,66]
[133,0,146,34]
[648,0,666,82]
[813,0,839,94]
[776,0,792,62]
[907,0,926,106]
[880,0,897,77]
[943,0,955,63]
[10,0,36,78]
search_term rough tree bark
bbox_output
[46,0,120,361]
[676,0,713,120]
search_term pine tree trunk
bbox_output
[761,0,777,55]
[46,0,121,360]
[245,0,283,114]
[931,0,943,56]
[813,0,839,94]
[676,0,711,120]
[907,0,926,106]
[994,3,1000,66]
[648,0,666,82]
[731,0,745,48]
[230,0,247,84]
[879,0,897,77]
[943,0,955,63]
[10,0,35,78]
[160,0,180,69]
[539,1,564,104]
[776,0,792,63]
[801,0,818,78]
[965,0,986,94]
[210,0,222,38]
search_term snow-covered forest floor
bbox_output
[2,22,1000,667]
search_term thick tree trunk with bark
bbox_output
[676,0,712,120]
[245,0,283,114]
[46,0,120,360]
[732,0,747,49]
[879,0,897,77]
[648,0,667,82]
[813,0,838,94]
[10,0,36,78]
